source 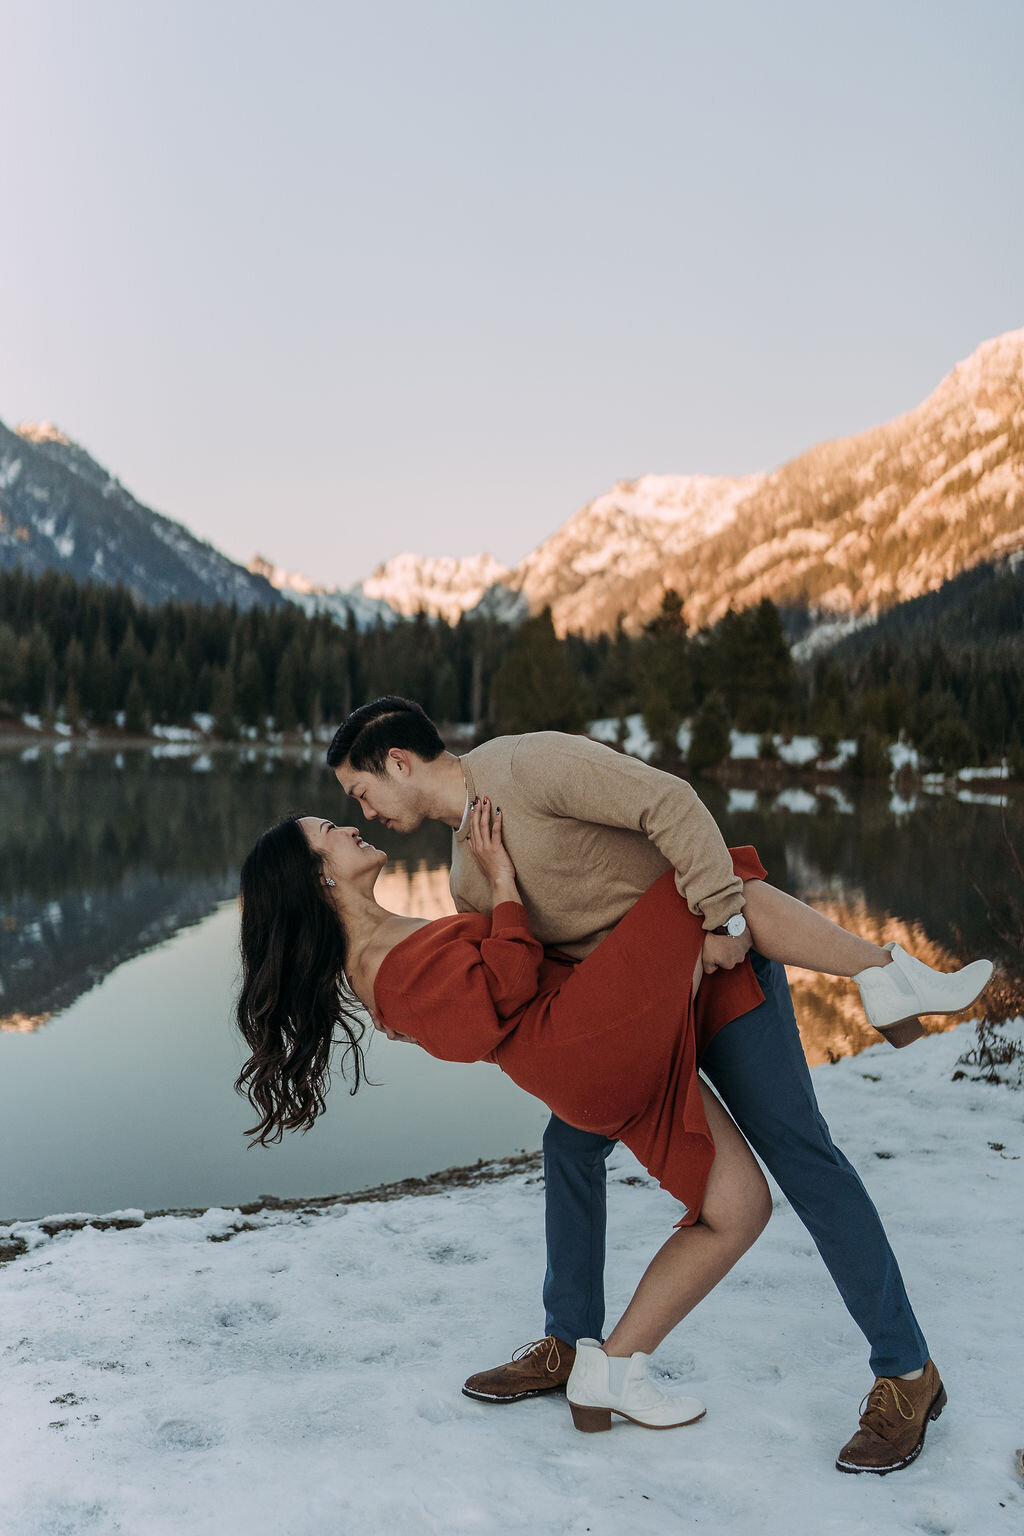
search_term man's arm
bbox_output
[510,733,745,932]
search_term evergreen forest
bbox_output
[1,565,1021,777]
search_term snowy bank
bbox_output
[1,1023,1022,1536]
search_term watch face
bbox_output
[727,915,746,937]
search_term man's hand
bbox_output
[701,929,753,975]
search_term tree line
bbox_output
[0,567,1019,776]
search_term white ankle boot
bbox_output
[854,943,993,1041]
[565,1339,706,1432]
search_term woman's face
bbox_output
[299,817,388,888]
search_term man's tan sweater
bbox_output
[449,732,744,960]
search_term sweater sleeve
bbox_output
[510,733,744,931]
[374,904,544,1063]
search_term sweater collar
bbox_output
[454,757,476,843]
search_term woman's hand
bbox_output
[468,797,520,903]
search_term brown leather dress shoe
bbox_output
[835,1360,947,1474]
[462,1336,576,1403]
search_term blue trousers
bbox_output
[542,951,930,1379]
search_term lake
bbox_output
[1,743,1017,1223]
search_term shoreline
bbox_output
[0,1149,545,1265]
[2,1023,1021,1534]
[0,723,1016,793]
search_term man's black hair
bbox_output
[325,696,446,775]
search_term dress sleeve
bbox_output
[373,903,544,1063]
[478,902,545,1018]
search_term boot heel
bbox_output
[929,1386,948,1421]
[569,1402,613,1433]
[878,1016,926,1049]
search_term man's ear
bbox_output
[388,747,414,778]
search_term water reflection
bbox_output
[781,899,978,1066]
[0,747,451,1032]
[375,861,456,919]
[2,748,1018,1043]
[1,745,1018,1220]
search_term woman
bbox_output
[236,804,991,1434]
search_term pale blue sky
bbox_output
[1,0,1021,586]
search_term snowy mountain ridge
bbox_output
[360,550,511,622]
[0,419,281,611]
[247,555,395,629]
[4,327,1021,638]
[258,327,1024,637]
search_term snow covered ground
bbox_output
[1,1022,1022,1535]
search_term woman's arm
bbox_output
[372,807,541,1058]
[467,797,541,1019]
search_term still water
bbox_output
[1,745,1017,1222]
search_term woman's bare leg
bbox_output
[603,1084,771,1358]
[741,879,891,976]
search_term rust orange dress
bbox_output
[373,847,767,1225]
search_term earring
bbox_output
[324,877,336,887]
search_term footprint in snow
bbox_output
[154,1417,224,1451]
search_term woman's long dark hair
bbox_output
[235,815,368,1146]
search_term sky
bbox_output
[1,0,1021,589]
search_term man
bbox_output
[327,696,944,1476]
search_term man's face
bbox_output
[333,752,427,835]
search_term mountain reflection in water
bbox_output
[2,745,1018,1223]
[0,747,452,1033]
[1,747,1016,1055]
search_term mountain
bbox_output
[259,328,1024,639]
[829,551,1024,662]
[508,472,767,634]
[0,421,281,610]
[359,551,513,623]
[9,327,1023,640]
[248,550,518,627]
[502,328,1024,635]
[247,555,394,628]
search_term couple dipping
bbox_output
[236,696,992,1476]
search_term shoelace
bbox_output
[511,1336,563,1374]
[858,1377,916,1433]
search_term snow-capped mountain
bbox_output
[360,551,511,623]
[507,472,767,634]
[258,328,1024,638]
[0,420,281,610]
[247,556,395,628]
[8,326,1022,639]
[253,550,527,627]
[498,328,1024,635]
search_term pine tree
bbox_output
[212,668,240,741]
[0,622,18,713]
[642,681,681,761]
[123,674,147,736]
[491,609,583,736]
[688,691,732,772]
[273,642,305,733]
[16,626,55,715]
[85,634,116,724]
[811,664,848,756]
[851,727,890,779]
[236,650,265,731]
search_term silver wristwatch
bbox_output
[713,913,748,939]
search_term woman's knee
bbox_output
[746,1172,773,1243]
